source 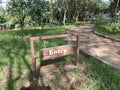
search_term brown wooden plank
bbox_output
[40,45,74,60]
[30,34,72,41]
[30,33,79,41]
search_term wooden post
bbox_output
[30,38,36,71]
[76,35,80,66]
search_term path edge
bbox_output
[80,50,119,68]
[65,24,120,68]
[92,31,120,42]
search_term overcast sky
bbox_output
[0,0,9,9]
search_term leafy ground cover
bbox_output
[94,24,120,39]
[0,24,120,90]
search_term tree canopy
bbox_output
[6,0,112,24]
[1,0,118,27]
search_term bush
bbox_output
[101,25,112,33]
[111,23,120,33]
[95,14,110,25]
[0,16,6,23]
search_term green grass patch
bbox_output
[80,55,120,90]
[94,24,120,39]
[0,24,120,90]
[0,24,75,90]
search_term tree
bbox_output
[115,0,120,13]
[109,0,120,15]
[51,0,106,23]
[52,0,63,24]
[28,0,50,25]
[71,0,97,22]
[0,6,6,23]
[5,0,111,28]
[61,0,69,26]
[7,0,28,36]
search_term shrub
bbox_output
[111,23,120,33]
[101,25,112,33]
[95,14,110,25]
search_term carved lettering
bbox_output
[40,45,74,60]
[49,49,67,55]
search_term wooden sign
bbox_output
[30,34,79,71]
[40,45,74,60]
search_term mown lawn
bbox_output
[0,24,120,90]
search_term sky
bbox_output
[103,0,109,1]
[0,0,9,9]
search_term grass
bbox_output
[0,23,120,90]
[94,24,120,39]
[80,55,120,90]
[0,24,75,90]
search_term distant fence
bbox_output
[0,23,40,31]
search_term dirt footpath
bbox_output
[70,24,120,68]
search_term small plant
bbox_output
[101,25,112,33]
[95,14,110,25]
[94,23,120,39]
[111,23,120,33]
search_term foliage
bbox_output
[94,24,120,39]
[109,0,120,22]
[111,22,120,32]
[28,0,50,24]
[5,0,110,25]
[0,16,6,23]
[94,24,112,33]
[95,0,109,14]
[109,12,120,33]
[95,14,120,33]
[109,0,120,14]
[0,6,6,23]
[7,0,29,36]
[7,0,28,23]
[95,14,111,25]
[0,6,5,16]
[101,25,112,32]
[51,0,64,24]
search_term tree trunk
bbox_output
[116,0,120,13]
[20,21,24,36]
[76,13,79,23]
[63,10,67,26]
